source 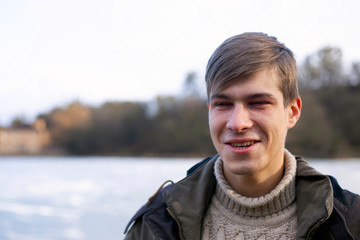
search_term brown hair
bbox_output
[205,32,299,106]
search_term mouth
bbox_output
[228,140,258,149]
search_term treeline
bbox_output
[39,96,215,157]
[287,46,360,157]
[32,46,360,158]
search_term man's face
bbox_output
[208,69,301,182]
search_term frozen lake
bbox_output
[0,156,359,240]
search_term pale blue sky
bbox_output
[1,0,359,125]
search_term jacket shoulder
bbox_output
[124,181,172,233]
[124,192,179,240]
[329,175,360,238]
[124,155,217,239]
[186,155,217,176]
[329,175,360,207]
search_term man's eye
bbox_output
[214,102,231,107]
[250,101,269,105]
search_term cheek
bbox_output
[208,117,218,137]
[267,121,288,144]
[208,112,224,136]
[254,114,286,139]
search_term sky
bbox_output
[1,0,360,126]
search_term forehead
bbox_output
[210,69,283,100]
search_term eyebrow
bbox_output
[210,92,277,101]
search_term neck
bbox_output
[213,150,297,216]
[222,154,285,197]
[225,165,285,197]
[216,149,296,198]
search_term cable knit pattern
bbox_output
[202,149,297,240]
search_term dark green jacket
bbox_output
[124,155,360,240]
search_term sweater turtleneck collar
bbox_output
[214,149,297,217]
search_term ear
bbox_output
[287,97,302,129]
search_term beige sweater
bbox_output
[202,150,297,240]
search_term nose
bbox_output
[226,104,253,132]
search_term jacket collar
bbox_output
[162,155,334,240]
[295,156,333,239]
[163,155,218,240]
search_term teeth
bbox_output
[231,141,255,148]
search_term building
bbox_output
[0,118,50,155]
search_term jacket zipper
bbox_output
[307,206,354,240]
[328,206,354,240]
[307,216,329,240]
[167,207,185,240]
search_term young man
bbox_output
[124,33,360,239]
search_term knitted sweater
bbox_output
[202,150,297,240]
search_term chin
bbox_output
[224,158,260,176]
[232,166,258,176]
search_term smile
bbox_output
[230,141,255,149]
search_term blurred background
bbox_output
[1,0,360,158]
[1,0,360,239]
